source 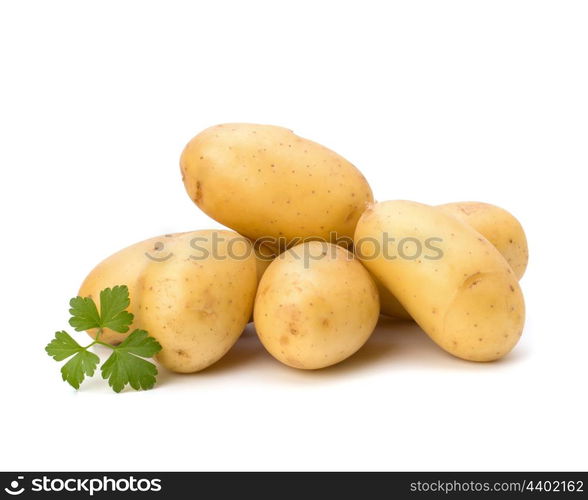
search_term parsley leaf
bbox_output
[98,285,134,333]
[46,331,85,361]
[61,350,100,389]
[48,286,162,392]
[68,296,101,331]
[68,285,134,333]
[45,331,100,389]
[101,330,162,392]
[116,329,162,357]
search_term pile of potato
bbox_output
[79,124,527,372]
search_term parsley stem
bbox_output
[84,328,116,351]
[94,327,104,342]
[94,339,116,350]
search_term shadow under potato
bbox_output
[156,315,526,386]
[198,323,267,374]
[292,316,454,377]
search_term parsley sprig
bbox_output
[45,285,162,392]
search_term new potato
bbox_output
[75,120,530,385]
[378,201,529,319]
[180,123,373,246]
[138,231,257,373]
[437,201,528,279]
[254,242,380,369]
[79,232,185,345]
[355,201,525,361]
[79,230,258,372]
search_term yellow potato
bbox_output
[252,239,277,283]
[138,231,257,373]
[180,124,373,246]
[78,232,186,345]
[437,201,528,279]
[254,242,380,369]
[249,242,276,323]
[78,230,258,373]
[377,281,413,320]
[355,201,525,361]
[378,201,529,319]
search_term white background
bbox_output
[1,0,586,472]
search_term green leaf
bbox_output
[45,331,84,361]
[117,329,162,357]
[49,286,161,393]
[98,285,134,333]
[46,332,100,389]
[101,351,159,393]
[60,350,100,390]
[68,296,101,331]
[68,286,134,333]
[101,329,161,392]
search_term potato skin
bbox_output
[139,231,257,373]
[355,201,525,361]
[254,242,380,369]
[377,281,413,320]
[252,239,277,283]
[78,230,257,373]
[249,242,276,323]
[78,233,186,345]
[180,124,373,245]
[378,201,529,319]
[437,201,528,279]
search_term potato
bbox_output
[437,201,528,279]
[249,242,276,323]
[79,232,186,345]
[78,230,258,372]
[254,241,380,369]
[180,124,373,246]
[252,239,277,283]
[354,201,525,361]
[138,231,257,373]
[378,201,529,319]
[377,281,413,320]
